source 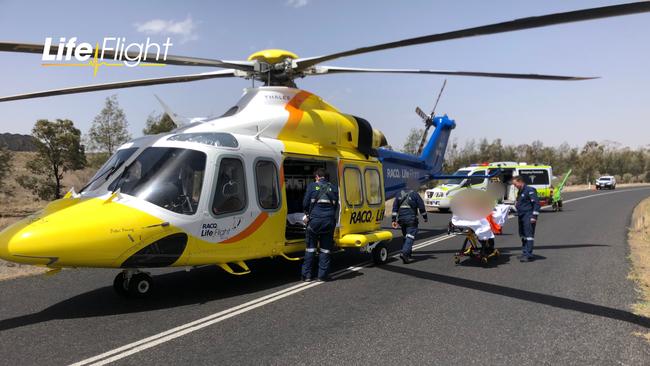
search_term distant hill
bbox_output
[0,133,37,151]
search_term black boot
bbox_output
[400,254,414,264]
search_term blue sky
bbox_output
[0,0,648,149]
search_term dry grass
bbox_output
[628,196,650,342]
[0,152,96,216]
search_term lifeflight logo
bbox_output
[41,37,173,76]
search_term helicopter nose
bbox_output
[0,220,41,264]
[0,223,53,265]
[0,195,175,268]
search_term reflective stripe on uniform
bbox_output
[310,198,316,202]
[532,211,540,215]
[391,212,397,216]
[405,234,415,239]
[305,248,316,252]
[525,237,534,241]
[320,248,331,254]
[317,199,334,204]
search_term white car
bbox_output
[595,176,616,190]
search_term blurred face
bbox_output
[513,179,524,189]
[406,177,419,190]
[450,189,493,220]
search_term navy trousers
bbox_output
[518,214,537,258]
[399,222,418,257]
[302,217,335,279]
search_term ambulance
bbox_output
[424,162,553,212]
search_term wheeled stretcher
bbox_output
[448,217,500,265]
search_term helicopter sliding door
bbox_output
[282,156,338,242]
[338,159,385,237]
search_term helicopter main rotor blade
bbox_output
[0,42,254,71]
[295,2,650,70]
[0,70,237,102]
[309,66,597,81]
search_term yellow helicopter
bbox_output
[0,2,648,297]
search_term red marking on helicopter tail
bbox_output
[221,212,269,244]
[281,91,312,133]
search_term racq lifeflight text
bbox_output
[41,37,173,67]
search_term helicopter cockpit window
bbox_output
[109,147,206,215]
[212,158,247,216]
[168,132,238,148]
[81,147,138,192]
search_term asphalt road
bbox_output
[1,187,649,365]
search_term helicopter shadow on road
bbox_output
[416,243,608,256]
[377,263,650,329]
[0,227,449,332]
[0,258,305,332]
[415,243,611,268]
[456,252,513,268]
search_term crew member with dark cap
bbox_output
[391,178,428,264]
[512,175,541,262]
[302,168,339,281]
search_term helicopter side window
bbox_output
[212,158,247,216]
[255,160,280,210]
[109,147,206,215]
[364,168,382,206]
[343,167,364,206]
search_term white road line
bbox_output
[82,282,322,366]
[72,233,454,366]
[70,187,650,366]
[69,282,315,366]
[561,187,649,204]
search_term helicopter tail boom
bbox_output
[378,115,456,199]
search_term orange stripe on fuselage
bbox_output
[279,165,285,188]
[280,90,312,134]
[220,212,269,244]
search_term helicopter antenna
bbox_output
[254,121,274,140]
[416,79,447,155]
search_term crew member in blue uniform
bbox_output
[391,179,428,264]
[512,176,541,262]
[302,168,339,281]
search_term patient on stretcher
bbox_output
[449,189,497,256]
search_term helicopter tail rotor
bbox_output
[416,79,447,155]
